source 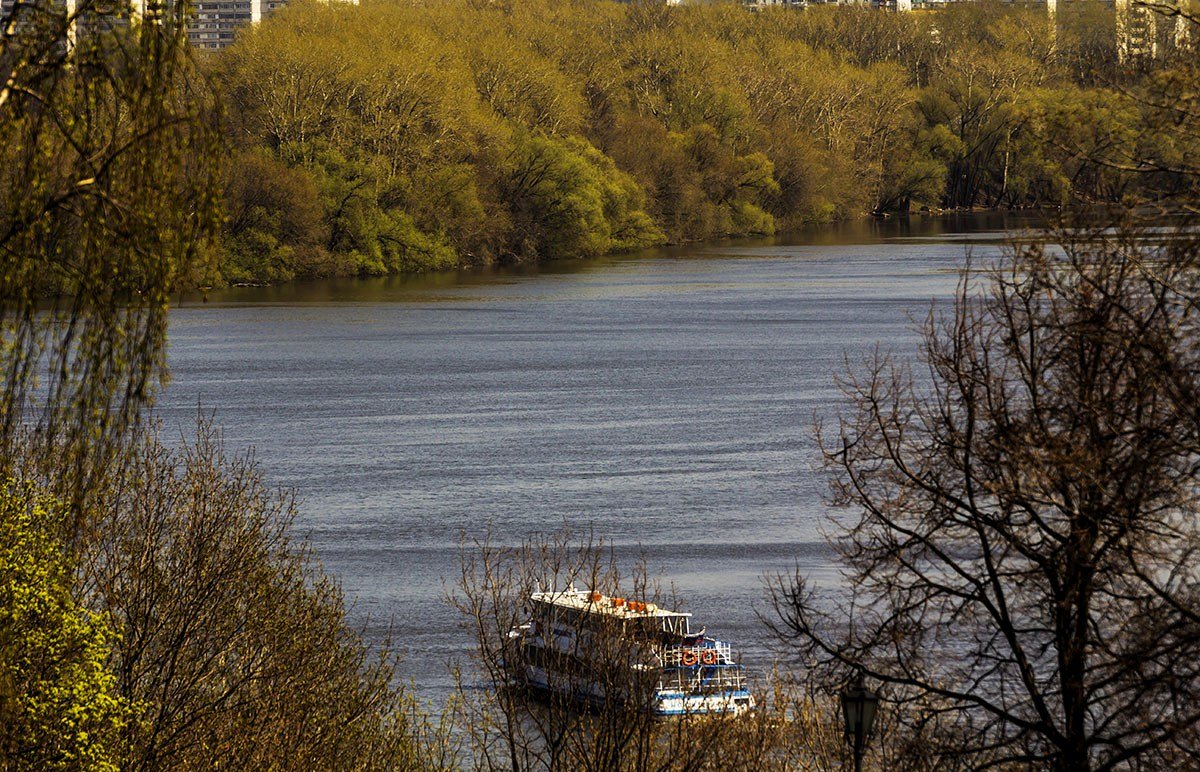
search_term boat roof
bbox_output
[531,587,691,620]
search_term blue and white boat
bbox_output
[509,586,755,716]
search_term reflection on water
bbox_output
[162,213,1022,705]
[186,211,1040,307]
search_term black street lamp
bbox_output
[840,670,880,772]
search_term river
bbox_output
[160,212,1033,707]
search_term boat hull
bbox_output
[518,662,756,717]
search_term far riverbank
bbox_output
[192,210,1047,301]
[210,0,1138,289]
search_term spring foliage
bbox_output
[211,0,1178,283]
[0,481,129,772]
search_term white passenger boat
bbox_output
[508,586,755,716]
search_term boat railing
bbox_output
[658,641,748,695]
[657,663,747,694]
[663,640,733,666]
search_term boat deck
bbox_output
[531,588,691,621]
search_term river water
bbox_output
[160,213,1031,706]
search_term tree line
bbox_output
[209,0,1175,284]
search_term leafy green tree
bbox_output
[501,133,661,260]
[469,35,585,136]
[919,43,1041,208]
[222,152,329,283]
[0,481,130,771]
[1128,58,1200,204]
[1037,87,1138,203]
[786,5,935,78]
[1058,1,1119,86]
[219,7,353,155]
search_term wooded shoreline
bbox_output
[203,206,1048,293]
[207,0,1168,286]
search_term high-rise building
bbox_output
[186,0,354,50]
[188,0,259,50]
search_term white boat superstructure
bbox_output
[508,586,755,717]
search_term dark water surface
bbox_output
[161,213,1030,705]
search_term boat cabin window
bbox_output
[663,616,689,636]
[624,615,690,638]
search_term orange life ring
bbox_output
[681,650,699,667]
[701,649,718,666]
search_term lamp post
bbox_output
[840,670,879,772]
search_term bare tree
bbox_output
[772,220,1200,769]
[78,417,426,771]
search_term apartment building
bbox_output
[188,0,259,50]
